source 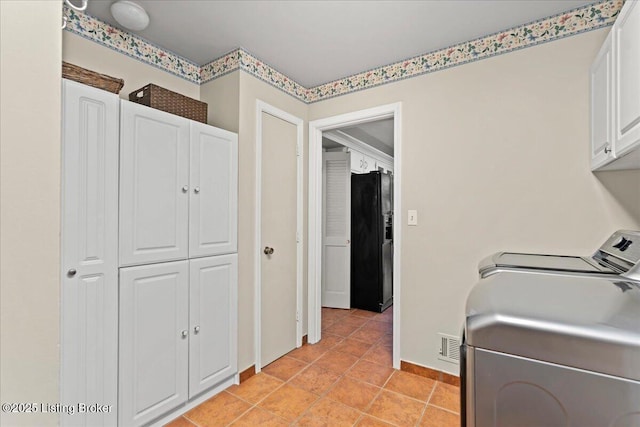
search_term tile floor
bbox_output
[166,307,460,427]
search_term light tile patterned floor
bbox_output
[166,307,460,427]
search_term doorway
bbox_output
[255,100,304,371]
[308,103,402,369]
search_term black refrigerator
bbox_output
[351,171,393,313]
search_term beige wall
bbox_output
[63,32,199,100]
[0,2,62,426]
[201,72,240,133]
[309,28,640,374]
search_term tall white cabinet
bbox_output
[62,82,238,427]
[118,100,238,427]
[61,79,119,427]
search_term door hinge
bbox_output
[296,311,300,322]
[296,144,301,157]
[296,231,300,243]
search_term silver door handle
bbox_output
[67,269,77,277]
[194,187,200,194]
[182,185,189,193]
[194,326,200,334]
[181,330,188,338]
[264,247,274,255]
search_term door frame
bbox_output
[308,103,402,369]
[254,100,304,372]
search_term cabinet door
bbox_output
[350,150,363,173]
[362,154,376,173]
[119,261,189,427]
[119,101,190,266]
[189,255,238,398]
[614,0,640,156]
[189,122,238,258]
[590,33,614,170]
[61,80,119,427]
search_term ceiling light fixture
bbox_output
[110,0,149,31]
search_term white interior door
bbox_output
[260,112,298,367]
[61,80,119,427]
[322,151,351,309]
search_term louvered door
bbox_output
[322,151,351,308]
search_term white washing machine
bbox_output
[479,230,640,280]
[462,230,640,427]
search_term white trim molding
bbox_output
[308,102,402,369]
[254,100,304,372]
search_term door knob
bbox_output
[264,247,274,255]
[67,268,77,277]
[194,187,200,194]
[182,185,189,193]
[181,330,188,339]
[194,326,200,334]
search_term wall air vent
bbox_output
[438,333,460,364]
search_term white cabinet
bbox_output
[350,149,376,174]
[62,81,238,427]
[119,102,238,266]
[119,101,190,266]
[189,254,238,397]
[189,122,238,258]
[61,79,119,427]
[613,0,640,156]
[119,256,238,426]
[119,261,189,427]
[591,1,640,170]
[590,33,614,169]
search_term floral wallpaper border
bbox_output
[306,0,622,103]
[63,5,201,84]
[200,49,309,100]
[64,0,622,103]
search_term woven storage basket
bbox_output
[62,62,124,94]
[129,84,207,123]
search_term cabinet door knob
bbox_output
[194,326,200,334]
[67,268,77,277]
[264,246,274,255]
[194,187,200,194]
[182,185,189,193]
[604,145,612,154]
[181,330,188,338]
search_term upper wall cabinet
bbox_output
[119,101,238,266]
[613,0,640,156]
[590,33,613,169]
[591,1,640,171]
[350,150,377,174]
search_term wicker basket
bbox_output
[129,84,207,123]
[62,62,124,94]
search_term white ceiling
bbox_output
[85,0,595,88]
[341,119,395,155]
[323,118,394,155]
